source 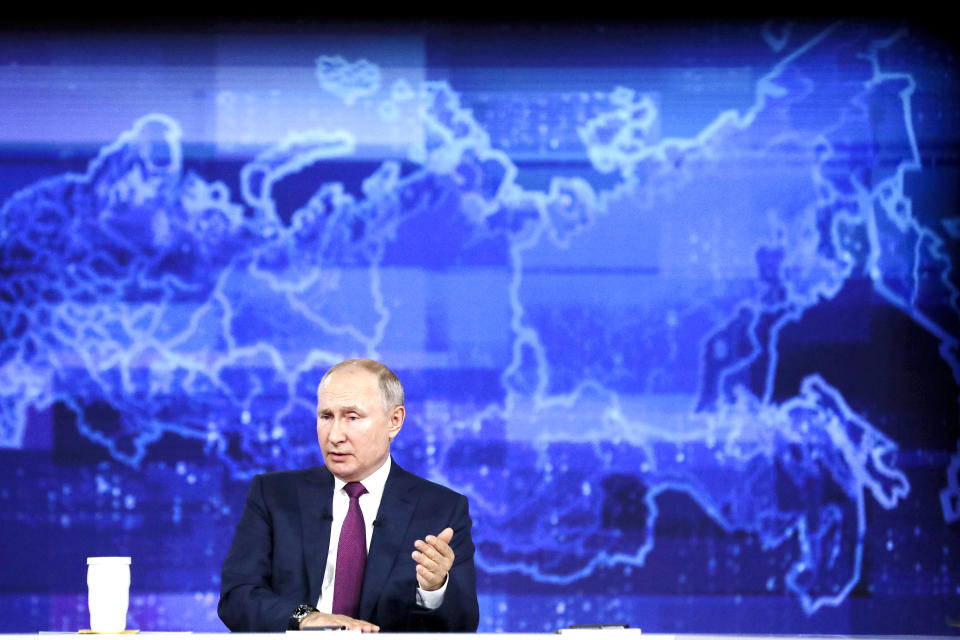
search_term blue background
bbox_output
[1,18,958,634]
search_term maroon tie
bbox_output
[332,482,368,617]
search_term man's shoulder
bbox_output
[253,465,331,487]
[390,462,467,503]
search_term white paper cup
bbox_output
[86,557,131,632]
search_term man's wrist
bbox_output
[287,604,319,630]
[416,571,449,609]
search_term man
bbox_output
[218,359,479,632]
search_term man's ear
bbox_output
[388,405,404,439]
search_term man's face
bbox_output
[317,366,404,482]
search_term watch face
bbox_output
[289,604,317,630]
[292,605,312,621]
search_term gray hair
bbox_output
[320,358,404,412]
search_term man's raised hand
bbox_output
[412,527,454,591]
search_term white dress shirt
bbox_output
[317,456,447,614]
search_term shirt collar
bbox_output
[332,455,391,498]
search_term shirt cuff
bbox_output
[415,572,449,610]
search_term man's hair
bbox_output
[320,358,404,412]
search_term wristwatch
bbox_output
[287,604,319,630]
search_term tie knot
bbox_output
[344,482,367,500]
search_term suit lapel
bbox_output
[299,466,334,607]
[358,461,419,620]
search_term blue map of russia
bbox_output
[0,20,957,626]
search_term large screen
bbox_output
[1,18,957,634]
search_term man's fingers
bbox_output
[336,614,380,633]
[412,548,439,571]
[303,612,380,633]
[348,619,380,633]
[412,545,450,578]
[412,527,457,591]
[413,544,452,575]
[415,536,451,562]
[420,528,454,558]
[430,536,453,559]
[415,562,445,590]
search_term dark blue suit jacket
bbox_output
[218,460,479,632]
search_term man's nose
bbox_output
[328,416,347,442]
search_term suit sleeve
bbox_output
[406,493,480,631]
[217,474,300,632]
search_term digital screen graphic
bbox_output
[0,19,957,634]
